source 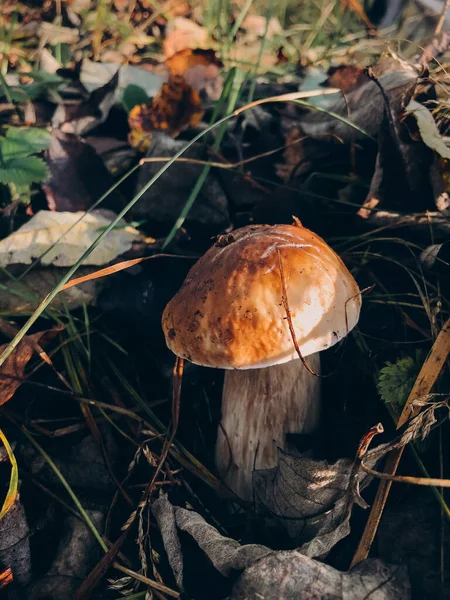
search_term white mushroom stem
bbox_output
[215,354,321,501]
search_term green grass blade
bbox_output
[21,427,108,552]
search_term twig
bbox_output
[351,318,450,567]
[435,0,450,36]
[139,133,342,171]
[112,563,179,598]
[276,248,319,376]
[360,462,450,487]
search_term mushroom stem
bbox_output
[215,354,321,501]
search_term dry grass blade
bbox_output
[59,254,195,292]
[75,357,184,599]
[112,563,180,598]
[352,318,450,567]
[0,429,18,519]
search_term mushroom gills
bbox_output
[215,353,321,501]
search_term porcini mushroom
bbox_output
[162,222,361,500]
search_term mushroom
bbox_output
[162,222,361,500]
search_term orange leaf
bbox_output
[128,75,204,151]
[166,48,223,98]
[324,65,368,94]
[0,567,13,589]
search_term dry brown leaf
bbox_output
[275,127,305,182]
[166,48,223,98]
[0,329,59,407]
[324,65,368,94]
[128,76,204,151]
[163,17,209,58]
[0,568,13,590]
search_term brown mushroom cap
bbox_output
[162,223,361,369]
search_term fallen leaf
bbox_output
[0,431,31,587]
[23,429,117,494]
[363,92,442,214]
[405,99,450,159]
[128,76,204,151]
[131,132,229,234]
[253,449,372,555]
[28,510,105,600]
[0,329,59,407]
[0,266,103,314]
[166,48,223,99]
[43,129,124,213]
[0,500,31,588]
[152,494,410,599]
[379,488,450,598]
[324,65,368,94]
[241,15,282,40]
[79,59,165,97]
[51,70,119,136]
[341,0,375,32]
[0,209,141,267]
[420,242,449,271]
[163,17,209,58]
[232,552,409,600]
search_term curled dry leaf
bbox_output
[52,70,119,137]
[323,65,368,94]
[28,510,105,600]
[0,210,141,267]
[23,429,118,494]
[43,129,124,213]
[0,328,60,407]
[128,48,223,151]
[163,17,209,59]
[0,500,32,588]
[253,449,372,556]
[131,132,230,234]
[128,77,204,151]
[405,100,450,159]
[79,59,164,97]
[232,552,409,600]
[166,48,224,100]
[152,494,410,599]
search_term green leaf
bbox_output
[121,84,149,113]
[1,127,52,161]
[0,157,49,186]
[378,352,424,410]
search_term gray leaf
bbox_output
[231,551,410,600]
[253,449,372,556]
[151,495,410,600]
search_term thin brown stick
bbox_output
[360,462,450,487]
[112,563,180,597]
[435,0,450,36]
[139,133,343,170]
[276,248,319,376]
[351,318,450,567]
